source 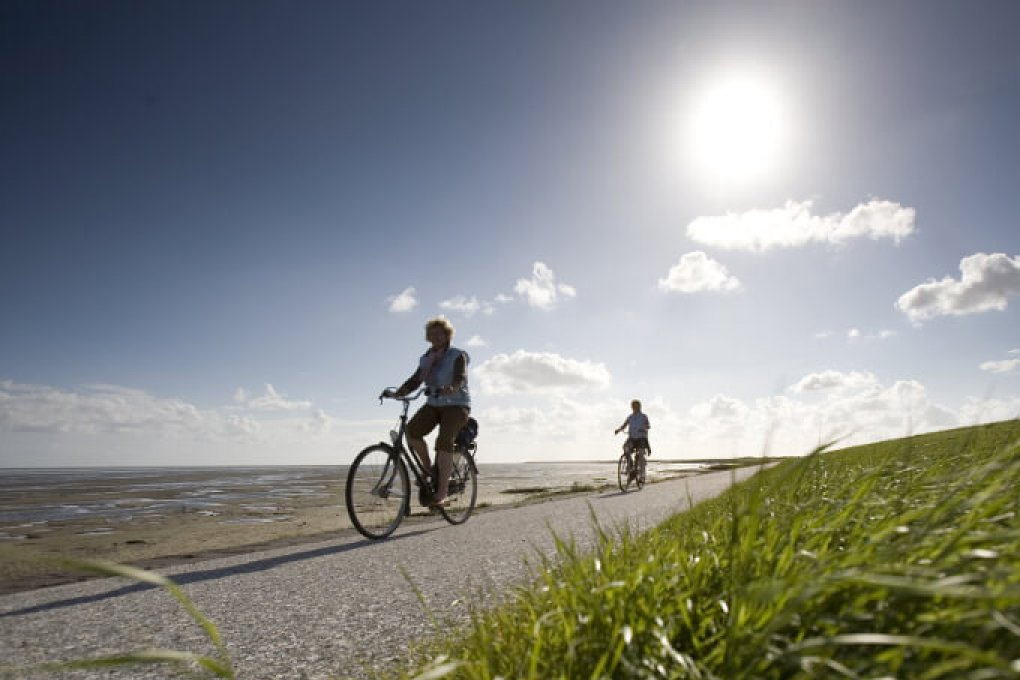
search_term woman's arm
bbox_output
[395,368,423,397]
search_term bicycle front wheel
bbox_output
[345,444,409,540]
[438,449,478,525]
[617,454,632,492]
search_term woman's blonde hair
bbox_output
[425,316,455,339]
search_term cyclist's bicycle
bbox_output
[617,440,648,492]
[345,388,478,540]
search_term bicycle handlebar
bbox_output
[378,387,427,404]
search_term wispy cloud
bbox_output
[0,380,254,437]
[238,384,312,412]
[386,286,418,313]
[896,252,1020,323]
[980,359,1020,374]
[788,370,878,393]
[658,251,741,294]
[439,295,494,317]
[474,350,610,394]
[687,199,916,252]
[848,328,897,341]
[514,262,576,310]
[979,349,1020,374]
[466,335,487,347]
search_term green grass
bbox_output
[395,420,1020,679]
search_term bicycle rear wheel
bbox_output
[438,448,477,525]
[617,453,632,492]
[345,444,409,539]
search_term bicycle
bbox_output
[617,441,648,492]
[345,388,479,540]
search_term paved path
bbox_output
[0,467,762,680]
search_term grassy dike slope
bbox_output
[398,420,1020,680]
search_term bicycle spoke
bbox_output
[439,449,477,525]
[346,445,408,539]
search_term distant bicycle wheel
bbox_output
[617,453,632,492]
[345,444,409,539]
[439,448,477,525]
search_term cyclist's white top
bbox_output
[624,413,650,438]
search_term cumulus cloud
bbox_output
[514,262,576,310]
[677,375,969,458]
[474,350,611,394]
[687,199,916,252]
[788,370,878,393]
[241,384,312,412]
[657,251,741,294]
[439,295,493,317]
[387,286,418,313]
[466,335,487,347]
[896,253,1020,323]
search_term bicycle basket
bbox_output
[455,417,478,448]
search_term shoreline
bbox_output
[0,462,733,595]
[0,483,620,596]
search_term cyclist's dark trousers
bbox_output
[407,405,471,453]
[624,438,650,456]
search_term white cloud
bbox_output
[689,394,749,420]
[687,199,916,252]
[0,380,383,466]
[307,408,335,434]
[896,253,1020,323]
[439,295,493,317]
[0,380,226,436]
[387,286,418,313]
[242,384,312,412]
[848,328,898,342]
[474,350,611,394]
[514,262,576,310]
[788,370,878,393]
[980,359,1020,374]
[657,251,741,294]
[494,293,514,304]
[466,335,487,347]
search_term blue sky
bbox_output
[2,1,1019,466]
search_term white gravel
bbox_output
[0,467,762,679]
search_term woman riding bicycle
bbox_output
[384,317,470,508]
[615,399,651,484]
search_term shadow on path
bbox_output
[1,526,437,619]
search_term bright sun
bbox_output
[688,72,788,184]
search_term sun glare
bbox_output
[688,72,788,185]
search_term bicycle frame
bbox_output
[379,389,433,493]
[378,388,479,494]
